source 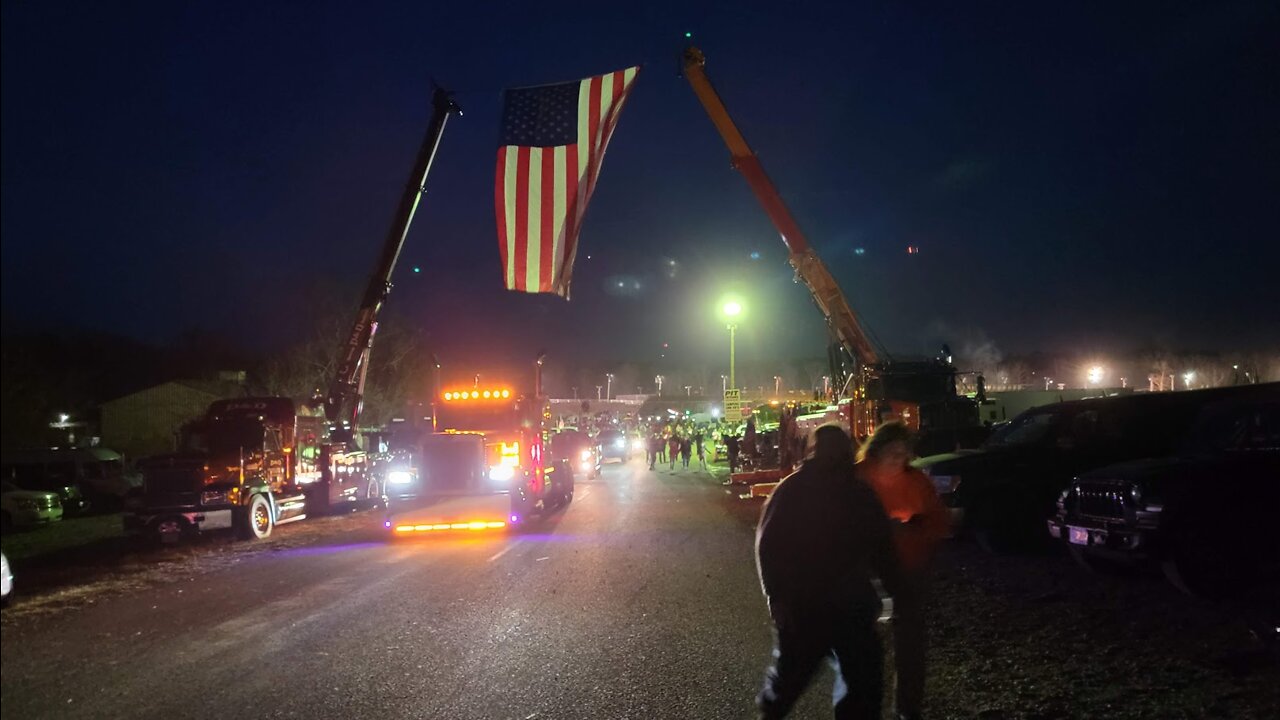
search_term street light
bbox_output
[1087,366,1105,386]
[655,375,664,396]
[606,373,614,400]
[721,375,728,394]
[773,375,781,398]
[718,296,745,390]
[1182,371,1196,390]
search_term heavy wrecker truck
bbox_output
[681,46,981,456]
[125,89,462,542]
[382,355,575,535]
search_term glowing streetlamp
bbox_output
[718,296,745,390]
[605,373,614,400]
[1182,371,1196,390]
[655,375,664,396]
[1087,366,1105,386]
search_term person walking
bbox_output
[755,424,902,720]
[857,422,949,720]
[680,437,693,468]
[648,432,662,471]
[668,435,680,471]
[696,433,707,470]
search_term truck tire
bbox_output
[236,494,273,541]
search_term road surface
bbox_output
[1,461,827,719]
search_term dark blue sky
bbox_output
[3,1,1277,372]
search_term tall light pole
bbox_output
[606,373,614,400]
[655,374,664,396]
[719,297,744,390]
[721,375,728,394]
[773,375,781,398]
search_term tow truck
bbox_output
[681,47,980,455]
[125,88,462,542]
[383,357,574,534]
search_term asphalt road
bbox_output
[1,461,824,720]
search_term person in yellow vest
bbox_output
[856,421,949,720]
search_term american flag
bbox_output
[496,66,640,296]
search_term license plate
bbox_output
[1068,526,1091,545]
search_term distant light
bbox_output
[1087,366,1105,385]
[58,413,70,424]
[906,246,919,254]
[412,266,421,273]
[854,247,866,256]
[685,31,692,39]
[749,251,761,260]
[722,300,742,317]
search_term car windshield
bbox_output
[1193,404,1280,453]
[983,410,1059,449]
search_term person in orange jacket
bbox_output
[856,421,949,720]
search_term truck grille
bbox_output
[143,491,199,508]
[1076,483,1128,520]
[145,468,202,494]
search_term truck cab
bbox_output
[124,397,373,542]
[384,386,573,535]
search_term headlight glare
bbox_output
[387,470,414,485]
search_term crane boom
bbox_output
[681,46,880,369]
[325,87,462,428]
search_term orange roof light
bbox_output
[483,390,492,398]
[501,389,510,398]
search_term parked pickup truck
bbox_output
[918,384,1271,551]
[1049,386,1279,599]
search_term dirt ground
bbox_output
[719,475,1280,720]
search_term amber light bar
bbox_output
[442,389,511,401]
[394,521,507,532]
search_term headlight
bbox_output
[489,465,515,482]
[1129,484,1142,505]
[580,450,592,461]
[201,490,231,506]
[387,470,414,485]
[614,439,625,448]
[632,439,645,451]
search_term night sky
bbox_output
[3,1,1277,373]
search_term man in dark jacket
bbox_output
[755,424,902,720]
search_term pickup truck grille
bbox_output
[1076,483,1127,520]
[143,491,200,508]
[145,468,202,494]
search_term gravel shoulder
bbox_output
[714,468,1280,720]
